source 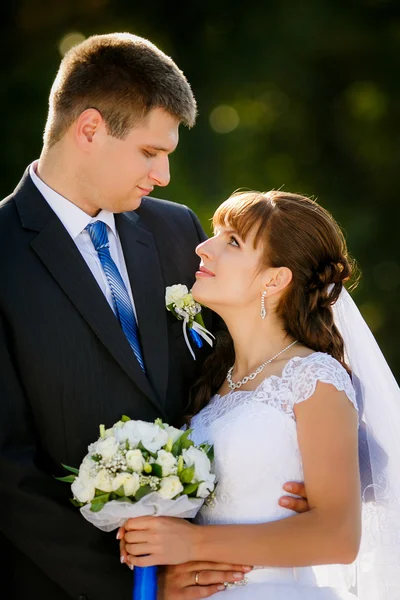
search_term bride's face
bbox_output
[192,225,266,313]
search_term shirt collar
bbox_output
[29,161,117,240]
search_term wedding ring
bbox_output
[195,571,200,585]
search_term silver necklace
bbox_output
[226,340,298,390]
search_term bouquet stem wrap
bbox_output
[133,566,157,600]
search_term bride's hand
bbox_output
[123,516,200,566]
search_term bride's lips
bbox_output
[196,265,215,278]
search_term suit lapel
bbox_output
[115,212,169,406]
[14,174,166,418]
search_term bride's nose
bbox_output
[195,238,214,260]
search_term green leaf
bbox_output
[138,441,157,458]
[181,438,194,450]
[69,498,85,507]
[151,463,163,478]
[180,465,195,484]
[113,485,126,498]
[121,415,131,422]
[183,481,201,496]
[91,454,102,462]
[172,428,193,456]
[194,312,205,328]
[55,474,76,483]
[90,500,107,512]
[90,492,110,512]
[135,484,153,501]
[61,463,79,475]
[116,496,134,503]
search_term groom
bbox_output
[0,33,308,600]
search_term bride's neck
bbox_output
[222,312,295,378]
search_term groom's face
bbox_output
[87,107,179,214]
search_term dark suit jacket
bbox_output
[0,170,212,600]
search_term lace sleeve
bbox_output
[291,353,358,413]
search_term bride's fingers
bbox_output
[125,530,151,544]
[125,541,153,557]
[118,527,129,567]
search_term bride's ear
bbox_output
[262,267,293,296]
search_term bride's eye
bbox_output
[228,236,240,247]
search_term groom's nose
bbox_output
[149,155,170,187]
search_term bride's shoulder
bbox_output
[287,352,357,411]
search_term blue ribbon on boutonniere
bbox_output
[166,284,215,359]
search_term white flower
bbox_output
[114,420,168,453]
[197,475,216,499]
[158,476,184,499]
[164,425,184,444]
[71,475,96,503]
[182,446,212,483]
[94,436,119,459]
[156,450,178,476]
[126,449,146,472]
[112,472,140,497]
[94,468,114,493]
[166,284,189,307]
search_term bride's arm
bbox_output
[124,381,361,568]
[193,382,361,567]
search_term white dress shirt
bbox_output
[29,161,137,319]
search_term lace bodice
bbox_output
[190,353,357,530]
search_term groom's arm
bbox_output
[0,313,130,599]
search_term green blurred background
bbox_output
[1,0,399,378]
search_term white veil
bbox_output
[331,288,400,599]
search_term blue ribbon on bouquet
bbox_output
[133,566,157,600]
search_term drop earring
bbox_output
[261,291,267,320]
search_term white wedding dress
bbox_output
[190,352,359,599]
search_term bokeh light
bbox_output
[58,32,86,57]
[209,105,240,134]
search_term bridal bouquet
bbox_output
[58,416,215,600]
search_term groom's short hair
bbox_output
[44,32,197,147]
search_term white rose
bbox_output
[182,447,212,482]
[126,449,146,472]
[112,472,140,497]
[136,421,169,453]
[197,475,216,499]
[114,420,141,448]
[165,284,189,307]
[71,475,96,503]
[94,468,114,493]
[158,476,184,500]
[78,456,95,484]
[156,450,177,476]
[95,436,119,459]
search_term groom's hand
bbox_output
[279,481,310,513]
[157,562,252,599]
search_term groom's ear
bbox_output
[75,108,104,146]
[263,266,292,297]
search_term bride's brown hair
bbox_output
[187,190,357,422]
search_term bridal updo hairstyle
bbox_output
[188,190,356,419]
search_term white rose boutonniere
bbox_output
[165,284,214,359]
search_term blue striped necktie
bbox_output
[86,221,145,371]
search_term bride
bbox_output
[122,190,400,599]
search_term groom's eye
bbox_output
[142,149,157,158]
